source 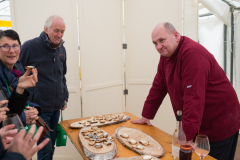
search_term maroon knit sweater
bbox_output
[142,36,240,142]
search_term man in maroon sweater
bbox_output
[131,22,240,160]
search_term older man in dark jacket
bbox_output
[19,15,69,160]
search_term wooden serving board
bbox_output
[115,127,165,157]
[70,113,131,129]
[79,126,117,160]
[114,155,159,160]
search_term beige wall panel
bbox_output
[85,85,124,116]
[10,0,82,159]
[125,0,182,135]
[183,0,198,41]
[79,0,124,117]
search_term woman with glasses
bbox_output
[0,30,40,126]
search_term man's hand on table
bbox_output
[131,117,152,126]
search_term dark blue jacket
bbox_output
[0,61,40,126]
[19,31,69,112]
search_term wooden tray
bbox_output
[70,113,131,129]
[114,155,160,160]
[79,126,117,160]
[115,127,165,157]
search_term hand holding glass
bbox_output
[195,135,210,160]
[3,114,24,133]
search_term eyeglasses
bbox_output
[0,45,21,52]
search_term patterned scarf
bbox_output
[11,69,22,78]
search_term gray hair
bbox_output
[44,15,65,30]
[164,22,177,34]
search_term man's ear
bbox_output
[44,27,48,35]
[173,31,180,40]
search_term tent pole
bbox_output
[230,9,234,84]
[224,24,227,73]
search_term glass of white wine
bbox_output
[195,135,210,160]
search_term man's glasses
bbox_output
[0,45,21,52]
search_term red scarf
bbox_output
[11,69,22,78]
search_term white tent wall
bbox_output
[78,0,125,118]
[234,10,240,101]
[125,0,198,135]
[198,0,231,26]
[199,16,224,68]
[0,1,11,30]
[9,0,82,159]
[199,0,240,103]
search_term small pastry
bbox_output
[142,155,152,160]
[104,141,112,146]
[84,122,91,127]
[25,66,35,70]
[111,114,117,119]
[107,136,113,141]
[100,120,106,123]
[103,132,109,138]
[132,144,137,148]
[128,139,137,145]
[120,134,129,138]
[79,120,86,124]
[97,134,103,138]
[95,143,103,149]
[105,117,112,121]
[88,141,95,146]
[139,140,149,146]
[87,133,93,138]
[136,145,144,150]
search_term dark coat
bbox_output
[19,31,69,112]
[0,61,40,126]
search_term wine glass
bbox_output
[3,113,24,133]
[195,135,210,160]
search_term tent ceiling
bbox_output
[199,0,240,16]
[0,0,10,17]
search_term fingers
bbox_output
[29,126,44,147]
[131,119,144,124]
[26,107,39,115]
[25,106,32,110]
[13,128,26,141]
[0,106,10,112]
[22,69,31,77]
[32,68,38,83]
[0,111,7,117]
[31,115,38,120]
[146,120,152,126]
[2,124,15,132]
[0,100,8,106]
[29,138,49,157]
[62,105,67,110]
[0,125,18,138]
[131,117,152,126]
[24,125,36,144]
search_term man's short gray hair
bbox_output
[44,15,65,30]
[164,22,176,34]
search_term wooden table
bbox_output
[60,112,216,160]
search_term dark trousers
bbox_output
[209,131,239,160]
[37,110,60,160]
